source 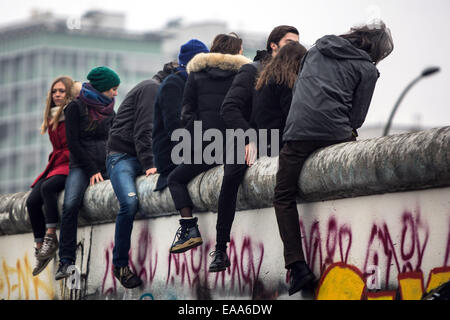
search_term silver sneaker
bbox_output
[32,247,53,276]
[36,233,58,260]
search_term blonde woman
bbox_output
[26,76,78,276]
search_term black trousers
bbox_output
[273,138,354,268]
[26,174,67,242]
[168,163,218,211]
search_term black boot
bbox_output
[169,217,203,254]
[208,250,230,272]
[288,261,316,296]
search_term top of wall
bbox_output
[0,126,449,236]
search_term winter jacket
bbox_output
[152,73,187,190]
[106,80,159,172]
[220,50,271,131]
[283,35,380,142]
[64,98,115,177]
[31,120,70,187]
[182,52,252,133]
[254,81,293,149]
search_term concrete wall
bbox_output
[0,127,449,300]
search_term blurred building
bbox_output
[0,10,165,193]
[0,10,265,194]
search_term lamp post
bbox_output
[383,66,440,136]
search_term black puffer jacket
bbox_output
[65,98,115,177]
[220,50,271,131]
[283,35,379,142]
[181,52,252,133]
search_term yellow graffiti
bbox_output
[316,263,365,300]
[1,254,55,300]
[426,267,450,292]
[367,294,395,300]
[398,272,424,300]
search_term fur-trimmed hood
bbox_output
[187,52,252,74]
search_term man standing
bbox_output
[106,61,176,289]
[209,26,300,272]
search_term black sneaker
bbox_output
[55,261,73,281]
[169,218,203,254]
[288,261,316,296]
[32,248,53,276]
[208,250,230,272]
[113,266,143,289]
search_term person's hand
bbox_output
[245,142,257,167]
[146,168,157,177]
[90,172,104,186]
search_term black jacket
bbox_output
[152,72,187,190]
[182,52,252,133]
[106,79,159,171]
[254,80,293,149]
[220,50,271,131]
[107,63,176,172]
[283,35,379,142]
[65,98,115,177]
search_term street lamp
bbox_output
[383,66,440,136]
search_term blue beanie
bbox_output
[178,39,209,67]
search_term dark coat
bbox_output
[220,50,271,131]
[254,80,293,150]
[64,98,115,177]
[152,73,187,190]
[31,120,70,187]
[106,79,160,172]
[182,52,252,133]
[283,35,380,142]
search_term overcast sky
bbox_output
[1,0,449,128]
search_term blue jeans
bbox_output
[106,153,142,268]
[58,167,90,263]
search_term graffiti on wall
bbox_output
[0,254,55,300]
[299,210,450,300]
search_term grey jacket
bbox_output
[283,35,380,142]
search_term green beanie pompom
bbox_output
[87,66,120,92]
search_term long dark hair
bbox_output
[256,41,307,90]
[340,20,394,65]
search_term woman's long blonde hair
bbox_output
[40,76,77,134]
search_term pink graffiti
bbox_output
[101,228,158,296]
[363,210,429,288]
[167,236,264,294]
[300,216,352,275]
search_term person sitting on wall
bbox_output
[273,21,394,296]
[105,61,177,289]
[152,39,209,192]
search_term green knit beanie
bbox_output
[87,66,120,92]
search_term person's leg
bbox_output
[107,153,143,289]
[168,163,217,254]
[274,139,352,295]
[26,178,46,247]
[209,163,248,272]
[56,167,89,280]
[36,175,67,261]
[215,163,248,250]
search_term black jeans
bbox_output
[216,162,249,246]
[26,175,67,242]
[168,163,218,211]
[273,138,354,268]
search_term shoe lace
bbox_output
[40,235,53,254]
[171,226,187,248]
[120,266,134,281]
[209,250,224,259]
